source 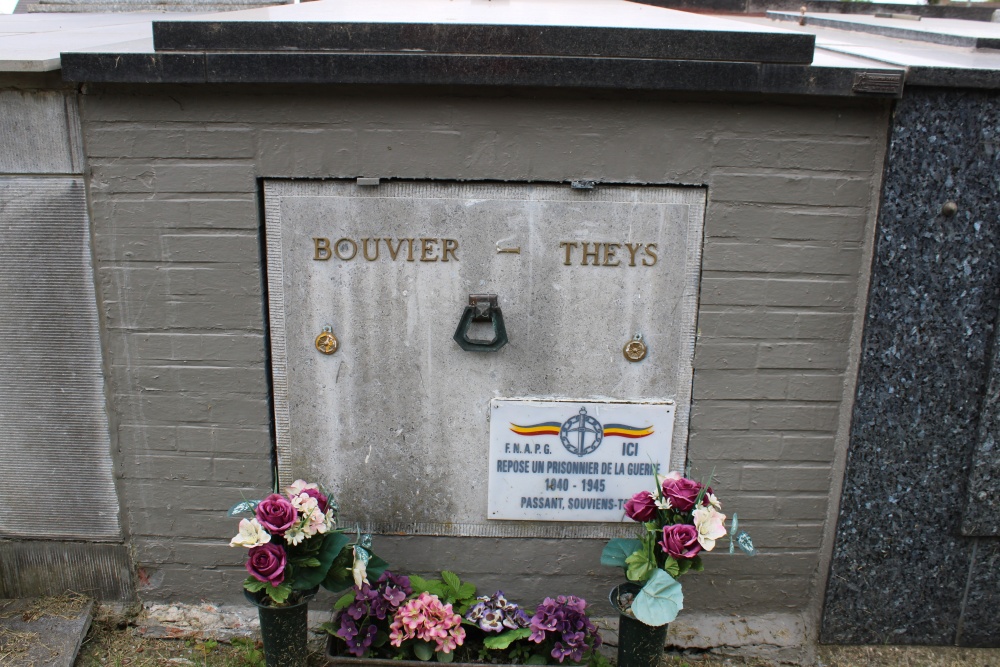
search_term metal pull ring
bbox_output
[453,294,508,352]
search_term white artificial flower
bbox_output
[229,518,271,548]
[706,492,722,510]
[308,508,328,534]
[286,479,319,497]
[692,506,727,552]
[352,552,369,588]
[655,496,672,511]
[292,493,319,514]
[284,525,306,546]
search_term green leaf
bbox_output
[323,568,351,591]
[483,628,532,650]
[413,577,446,598]
[409,575,431,593]
[676,558,692,577]
[601,539,643,568]
[267,583,293,605]
[298,532,351,590]
[690,556,704,573]
[367,554,390,581]
[292,557,322,568]
[662,556,680,578]
[374,631,389,648]
[631,569,683,627]
[321,539,356,591]
[243,578,268,593]
[333,590,356,611]
[625,549,656,583]
[526,655,549,665]
[457,583,477,600]
[441,571,461,595]
[413,641,435,661]
[437,651,455,663]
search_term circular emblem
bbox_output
[315,327,339,355]
[560,407,603,457]
[623,335,647,362]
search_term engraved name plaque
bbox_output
[263,180,705,538]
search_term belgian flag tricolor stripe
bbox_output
[510,422,562,436]
[602,424,654,439]
[509,421,654,438]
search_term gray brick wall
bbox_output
[80,86,889,611]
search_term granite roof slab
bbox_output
[734,15,1000,89]
[768,10,1000,50]
[150,0,815,64]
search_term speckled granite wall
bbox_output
[821,87,1000,647]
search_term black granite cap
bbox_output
[150,0,815,64]
[152,21,815,65]
[60,50,904,98]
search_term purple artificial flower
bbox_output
[528,596,600,662]
[504,606,531,629]
[552,632,587,663]
[465,590,531,633]
[659,524,703,559]
[660,476,703,512]
[369,571,412,620]
[333,570,413,658]
[480,609,504,632]
[255,493,297,535]
[466,600,486,622]
[246,542,287,586]
[337,615,377,657]
[624,491,658,522]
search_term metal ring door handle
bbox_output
[453,294,508,352]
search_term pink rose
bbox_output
[658,524,702,560]
[256,493,297,534]
[661,476,703,512]
[624,491,658,522]
[247,542,287,585]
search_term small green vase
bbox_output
[610,583,669,667]
[245,588,316,667]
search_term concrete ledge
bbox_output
[0,541,135,603]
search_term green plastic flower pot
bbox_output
[245,588,316,667]
[610,583,668,667]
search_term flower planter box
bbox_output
[325,636,562,667]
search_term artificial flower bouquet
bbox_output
[601,471,754,627]
[324,570,607,666]
[229,479,386,606]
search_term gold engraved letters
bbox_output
[312,237,657,268]
[559,241,658,267]
[313,237,459,262]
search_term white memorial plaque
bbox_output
[489,399,674,521]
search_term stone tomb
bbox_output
[264,180,704,536]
